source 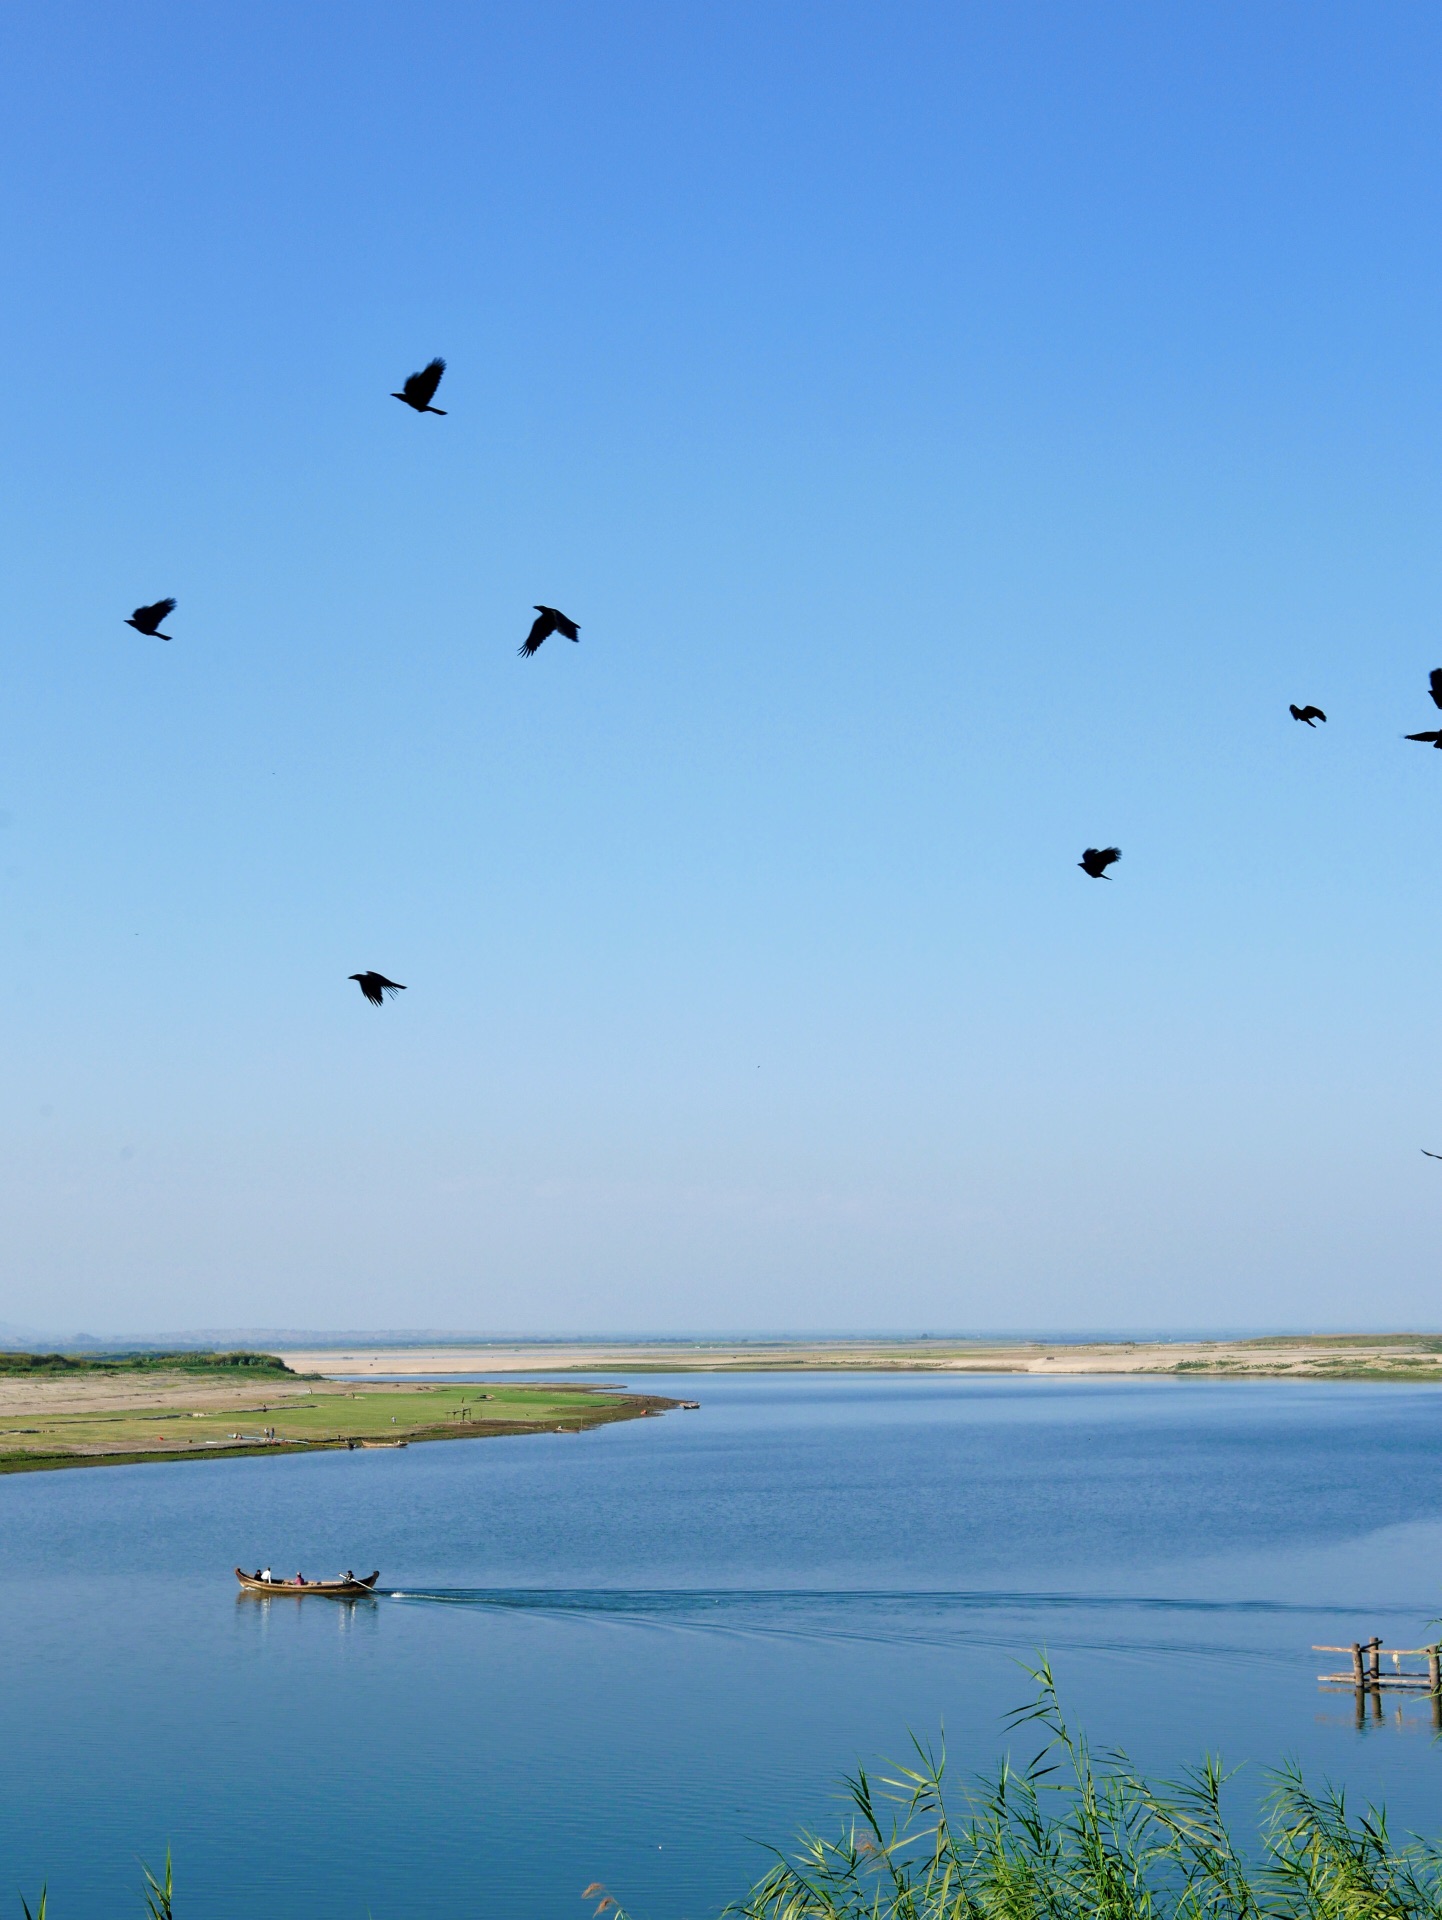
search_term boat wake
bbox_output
[383,1585,1422,1617]
[378,1585,1428,1664]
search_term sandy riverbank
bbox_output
[0,1373,325,1419]
[278,1334,1442,1381]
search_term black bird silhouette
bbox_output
[125,598,176,641]
[391,358,446,414]
[1429,669,1442,710]
[519,605,580,657]
[1289,704,1326,725]
[349,972,406,1007]
[1079,847,1121,879]
[1423,1150,1442,1161]
[1405,730,1442,749]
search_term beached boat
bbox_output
[235,1567,380,1596]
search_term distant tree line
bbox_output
[0,1350,295,1377]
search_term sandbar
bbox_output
[278,1333,1442,1382]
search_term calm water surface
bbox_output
[3,1373,1442,1918]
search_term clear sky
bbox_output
[2,1,1440,1338]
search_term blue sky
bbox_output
[2,2,1440,1336]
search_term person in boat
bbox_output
[260,1566,272,1583]
[344,1570,354,1584]
[294,1572,306,1585]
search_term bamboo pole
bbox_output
[1314,1645,1439,1656]
[1319,1673,1435,1687]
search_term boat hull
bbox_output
[235,1567,380,1596]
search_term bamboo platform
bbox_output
[1314,1639,1442,1687]
[1313,1638,1442,1725]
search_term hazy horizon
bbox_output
[3,1322,1436,1351]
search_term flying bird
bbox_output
[1405,730,1442,749]
[1078,847,1121,879]
[125,598,176,641]
[349,972,406,1007]
[1289,704,1326,726]
[1429,668,1442,710]
[1422,1150,1442,1161]
[519,605,580,657]
[391,358,447,414]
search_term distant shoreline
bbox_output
[279,1333,1442,1384]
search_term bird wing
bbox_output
[405,358,445,406]
[520,609,558,655]
[375,977,406,995]
[1422,1149,1442,1160]
[357,976,383,1005]
[1405,731,1442,742]
[1430,669,1442,710]
[132,597,176,629]
[1079,847,1120,875]
[1302,706,1325,722]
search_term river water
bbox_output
[2,1372,1441,1918]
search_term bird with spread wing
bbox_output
[1405,730,1442,750]
[519,605,580,657]
[1078,847,1121,879]
[1289,704,1326,726]
[391,359,447,414]
[125,598,176,641]
[349,972,406,1007]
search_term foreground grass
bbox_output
[0,1380,676,1473]
[23,1670,1442,1917]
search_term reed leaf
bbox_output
[140,1849,174,1920]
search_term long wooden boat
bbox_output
[235,1567,380,1596]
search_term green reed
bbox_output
[22,1668,1442,1920]
[728,1663,1442,1920]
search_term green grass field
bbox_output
[0,1380,674,1473]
